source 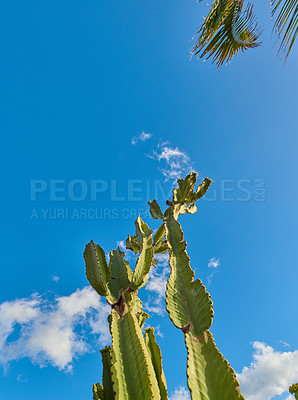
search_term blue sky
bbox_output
[0,1,298,399]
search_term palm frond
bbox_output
[193,1,262,68]
[272,0,298,59]
[198,0,232,42]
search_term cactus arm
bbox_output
[153,223,165,244]
[93,383,105,400]
[108,249,132,301]
[84,240,112,299]
[153,224,168,254]
[185,332,244,400]
[148,199,164,220]
[171,174,212,219]
[144,328,168,400]
[100,347,115,400]
[149,173,212,221]
[164,210,213,338]
[289,383,298,399]
[172,173,212,205]
[164,213,245,399]
[130,217,154,290]
[110,309,161,399]
[187,178,212,203]
[137,311,149,329]
[159,175,244,400]
[125,235,140,254]
[172,172,197,204]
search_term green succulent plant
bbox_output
[289,383,298,399]
[84,172,245,400]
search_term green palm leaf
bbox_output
[272,0,298,59]
[193,1,262,67]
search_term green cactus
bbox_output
[84,172,245,400]
[290,383,298,399]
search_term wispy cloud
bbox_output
[237,341,298,400]
[131,131,152,145]
[207,257,220,285]
[17,374,28,382]
[0,287,110,372]
[145,254,170,315]
[169,387,191,400]
[143,323,164,338]
[280,340,290,348]
[148,142,195,182]
[208,257,220,269]
[52,275,60,283]
[153,324,164,338]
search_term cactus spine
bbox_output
[84,172,245,400]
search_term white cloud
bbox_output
[153,324,164,338]
[17,374,28,382]
[0,287,110,371]
[148,142,195,182]
[207,257,220,285]
[0,296,40,348]
[52,275,60,283]
[208,257,220,269]
[131,131,152,145]
[237,341,298,400]
[169,386,191,400]
[145,254,170,315]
